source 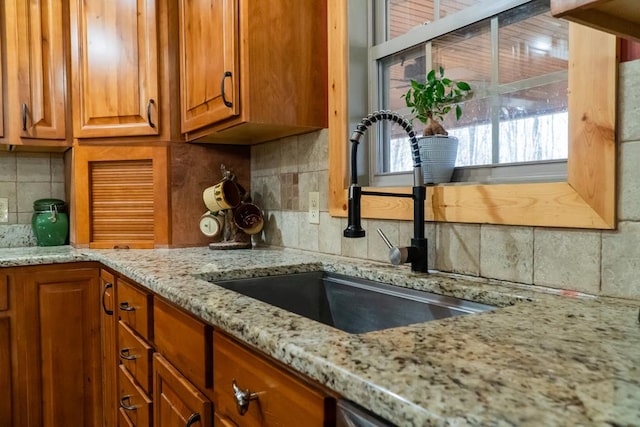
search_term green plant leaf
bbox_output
[456,81,471,91]
[427,69,436,83]
[456,104,462,120]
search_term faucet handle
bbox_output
[376,228,409,266]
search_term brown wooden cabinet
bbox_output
[69,0,160,138]
[13,263,103,427]
[102,269,119,427]
[179,0,328,144]
[0,272,12,426]
[153,353,213,427]
[213,330,335,427]
[1,0,71,148]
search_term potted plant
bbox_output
[402,66,472,183]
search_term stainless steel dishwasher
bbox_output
[337,400,394,427]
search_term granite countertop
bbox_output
[1,246,639,426]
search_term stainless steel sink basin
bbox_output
[214,272,494,334]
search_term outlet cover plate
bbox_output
[0,198,8,223]
[309,192,320,224]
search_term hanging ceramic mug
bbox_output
[233,203,264,235]
[203,180,241,213]
[199,211,224,239]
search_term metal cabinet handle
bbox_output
[120,395,137,411]
[119,348,137,361]
[185,413,201,427]
[21,103,28,131]
[102,282,113,315]
[119,301,135,312]
[232,379,257,416]
[221,72,233,108]
[147,99,156,128]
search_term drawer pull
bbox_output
[185,413,201,427]
[119,348,137,361]
[147,99,156,128]
[221,71,233,108]
[119,395,137,411]
[119,301,135,312]
[21,103,28,131]
[232,379,258,416]
[102,282,113,315]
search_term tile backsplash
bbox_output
[0,152,66,246]
[251,59,640,301]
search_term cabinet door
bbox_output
[178,0,239,133]
[102,270,118,427]
[153,353,212,427]
[14,264,102,427]
[16,0,67,139]
[70,0,159,138]
[0,317,12,426]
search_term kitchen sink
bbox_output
[213,272,494,334]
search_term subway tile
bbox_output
[17,153,51,182]
[619,141,640,221]
[602,221,640,299]
[435,223,480,275]
[480,225,533,284]
[533,228,601,294]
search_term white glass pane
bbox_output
[499,9,569,84]
[449,96,493,166]
[498,82,568,163]
[385,0,434,41]
[439,0,484,18]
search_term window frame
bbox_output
[370,0,571,185]
[328,1,618,229]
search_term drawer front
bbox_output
[0,274,8,311]
[117,278,152,340]
[118,321,153,393]
[213,331,330,427]
[118,365,152,427]
[154,298,212,391]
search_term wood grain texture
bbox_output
[100,269,118,427]
[182,0,328,144]
[70,0,159,137]
[551,0,640,41]
[118,365,152,427]
[0,274,7,311]
[70,145,170,248]
[154,298,213,394]
[13,264,102,427]
[213,330,332,427]
[117,277,153,342]
[169,143,250,247]
[118,320,154,394]
[0,317,12,426]
[328,0,618,229]
[153,353,212,427]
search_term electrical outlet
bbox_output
[0,198,8,223]
[309,192,320,224]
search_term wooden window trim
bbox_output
[328,1,618,229]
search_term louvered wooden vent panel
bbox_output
[89,160,155,243]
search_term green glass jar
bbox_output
[32,199,69,246]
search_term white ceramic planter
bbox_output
[418,135,458,184]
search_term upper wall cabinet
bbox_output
[69,0,160,138]
[179,0,328,144]
[551,0,640,41]
[2,0,71,149]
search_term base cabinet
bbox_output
[153,353,213,427]
[13,263,103,427]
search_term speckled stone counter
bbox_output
[2,246,639,426]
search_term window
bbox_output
[360,0,570,186]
